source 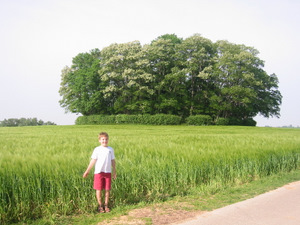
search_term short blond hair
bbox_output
[98,132,109,139]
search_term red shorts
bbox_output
[94,173,111,190]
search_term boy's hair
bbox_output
[98,132,109,139]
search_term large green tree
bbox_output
[144,34,184,115]
[174,34,216,116]
[205,40,282,119]
[59,34,282,121]
[59,49,105,115]
[98,41,155,114]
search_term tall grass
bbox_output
[0,125,299,224]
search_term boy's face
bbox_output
[99,136,109,147]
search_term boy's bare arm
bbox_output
[112,159,116,179]
[83,159,97,178]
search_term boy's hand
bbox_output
[83,159,96,178]
[113,172,117,179]
[83,171,89,178]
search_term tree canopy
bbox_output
[59,34,282,121]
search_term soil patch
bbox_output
[99,202,206,225]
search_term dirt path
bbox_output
[99,201,206,225]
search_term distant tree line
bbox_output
[0,118,56,127]
[59,34,282,122]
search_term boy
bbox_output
[83,132,116,213]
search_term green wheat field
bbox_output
[1,125,300,224]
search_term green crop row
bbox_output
[0,125,299,224]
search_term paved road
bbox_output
[177,181,300,225]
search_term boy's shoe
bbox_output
[104,205,110,213]
[98,205,105,213]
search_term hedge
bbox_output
[215,117,230,125]
[76,114,256,126]
[75,114,182,125]
[242,118,257,126]
[213,117,257,126]
[186,115,213,126]
[227,117,257,126]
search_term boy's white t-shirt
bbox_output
[91,146,115,174]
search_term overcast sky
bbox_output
[0,0,299,126]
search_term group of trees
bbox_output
[59,34,282,121]
[0,118,56,127]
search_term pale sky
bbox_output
[0,0,299,126]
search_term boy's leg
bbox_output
[105,190,110,212]
[104,173,111,212]
[96,190,102,206]
[94,173,103,206]
[105,190,110,205]
[96,190,105,212]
